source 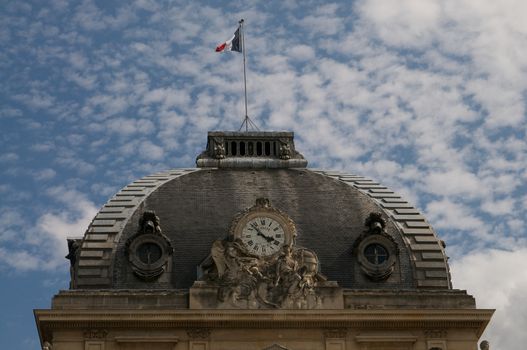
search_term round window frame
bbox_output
[128,234,171,277]
[357,234,396,281]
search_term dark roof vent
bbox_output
[196,131,307,168]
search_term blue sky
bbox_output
[1,0,526,348]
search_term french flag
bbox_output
[215,27,242,53]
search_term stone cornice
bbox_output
[35,309,493,338]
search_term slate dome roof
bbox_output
[71,132,451,291]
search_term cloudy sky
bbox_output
[1,0,526,348]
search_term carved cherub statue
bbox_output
[140,210,162,235]
[213,142,225,159]
[364,212,386,235]
[279,141,291,160]
[274,245,299,287]
[210,239,227,278]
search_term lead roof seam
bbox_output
[76,168,450,289]
[332,172,451,288]
[76,169,199,288]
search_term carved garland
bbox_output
[424,329,447,339]
[324,328,348,338]
[187,328,211,339]
[83,329,108,339]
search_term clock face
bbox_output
[241,216,286,256]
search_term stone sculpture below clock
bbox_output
[194,198,340,310]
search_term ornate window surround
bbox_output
[357,234,397,281]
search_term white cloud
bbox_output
[86,94,129,119]
[0,107,23,119]
[33,168,57,181]
[133,0,160,12]
[0,187,98,272]
[0,248,41,271]
[287,45,315,62]
[467,78,525,128]
[36,187,99,269]
[139,140,164,160]
[1,1,526,347]
[423,169,482,198]
[426,199,486,233]
[73,0,137,31]
[12,90,56,110]
[143,87,191,108]
[481,198,515,217]
[451,248,527,350]
[295,3,346,36]
[359,0,441,47]
[358,0,527,132]
[65,70,97,90]
[104,117,156,136]
[0,152,19,162]
[55,152,96,174]
[31,142,55,152]
[0,209,23,242]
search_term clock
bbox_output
[230,198,296,257]
[241,215,286,256]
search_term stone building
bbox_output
[35,131,493,350]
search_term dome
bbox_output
[70,131,451,293]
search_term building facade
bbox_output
[35,131,493,350]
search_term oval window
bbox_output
[364,243,389,265]
[137,242,163,265]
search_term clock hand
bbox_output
[250,223,276,243]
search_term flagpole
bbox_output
[240,19,249,132]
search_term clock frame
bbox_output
[230,198,296,257]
